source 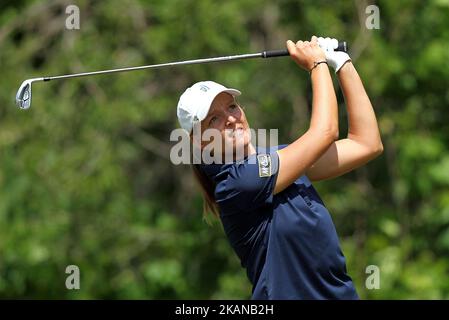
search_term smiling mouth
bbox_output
[224,127,246,139]
[232,127,245,138]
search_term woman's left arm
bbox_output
[306,61,384,182]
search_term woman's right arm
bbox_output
[274,36,339,194]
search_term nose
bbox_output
[225,114,238,127]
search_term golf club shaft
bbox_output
[42,42,347,82]
[43,52,262,81]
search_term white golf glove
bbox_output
[317,37,351,73]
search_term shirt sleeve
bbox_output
[214,151,279,216]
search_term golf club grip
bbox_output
[263,41,348,58]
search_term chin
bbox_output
[221,129,251,159]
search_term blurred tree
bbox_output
[0,0,448,299]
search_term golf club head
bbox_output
[16,78,44,110]
[16,79,33,110]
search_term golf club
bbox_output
[15,42,347,110]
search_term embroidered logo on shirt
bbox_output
[257,154,272,177]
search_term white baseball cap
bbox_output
[177,81,241,133]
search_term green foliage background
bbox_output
[0,0,448,299]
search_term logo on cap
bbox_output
[199,85,210,92]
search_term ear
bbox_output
[190,126,206,151]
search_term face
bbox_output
[195,92,252,161]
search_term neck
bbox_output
[200,143,257,164]
[231,143,256,162]
[247,143,257,157]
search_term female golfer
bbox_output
[176,36,383,299]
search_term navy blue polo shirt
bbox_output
[201,145,358,300]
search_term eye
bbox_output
[209,116,218,126]
[229,104,238,112]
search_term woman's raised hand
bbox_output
[286,36,326,72]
